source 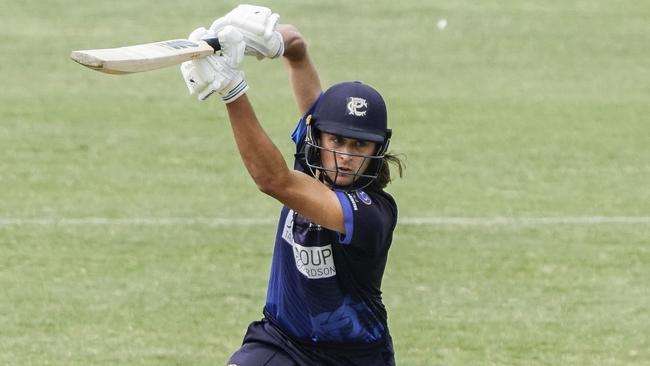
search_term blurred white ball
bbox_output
[437,18,448,30]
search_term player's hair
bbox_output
[373,152,405,190]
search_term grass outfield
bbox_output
[1,0,649,365]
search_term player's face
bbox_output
[319,132,378,186]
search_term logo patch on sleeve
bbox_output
[356,190,372,205]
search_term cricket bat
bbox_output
[70,38,222,75]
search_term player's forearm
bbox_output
[278,24,321,115]
[225,95,291,194]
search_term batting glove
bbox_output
[210,4,284,60]
[180,26,248,102]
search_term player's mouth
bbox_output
[337,167,355,175]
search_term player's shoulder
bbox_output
[365,189,396,210]
[337,189,398,252]
[342,189,397,219]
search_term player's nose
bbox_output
[336,146,353,160]
[337,140,358,156]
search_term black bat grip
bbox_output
[204,37,222,52]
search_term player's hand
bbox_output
[180,26,249,102]
[210,4,284,60]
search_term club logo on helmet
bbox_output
[346,97,368,117]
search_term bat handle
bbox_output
[203,37,221,52]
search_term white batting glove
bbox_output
[210,4,284,60]
[180,26,248,103]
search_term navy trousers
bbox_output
[227,318,396,366]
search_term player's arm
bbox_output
[225,96,345,233]
[278,24,322,115]
[180,11,344,232]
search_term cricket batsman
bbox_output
[180,5,404,365]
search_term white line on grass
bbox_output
[1,216,649,227]
[0,217,276,226]
[400,216,650,225]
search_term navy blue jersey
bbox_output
[263,97,398,345]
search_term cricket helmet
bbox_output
[303,81,392,191]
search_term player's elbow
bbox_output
[254,171,290,198]
[279,24,308,61]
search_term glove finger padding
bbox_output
[181,59,209,97]
[263,13,280,39]
[180,26,248,102]
[210,4,284,60]
[228,4,273,35]
[209,15,229,34]
[188,26,213,41]
[181,56,248,102]
[217,26,246,68]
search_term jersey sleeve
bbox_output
[334,190,397,255]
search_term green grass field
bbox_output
[1,1,649,365]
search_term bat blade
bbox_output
[71,38,221,74]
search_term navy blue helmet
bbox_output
[303,81,392,191]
